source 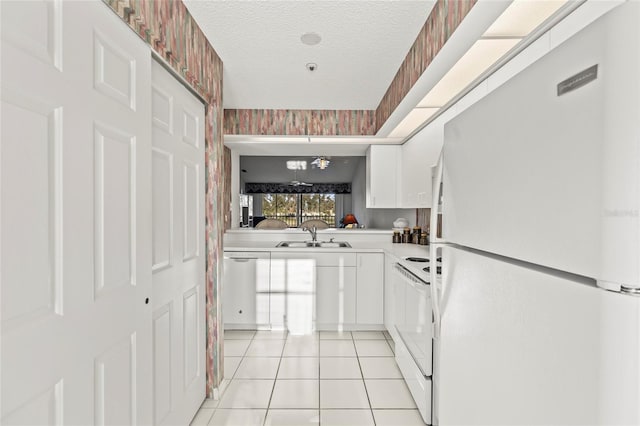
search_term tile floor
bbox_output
[190,330,426,426]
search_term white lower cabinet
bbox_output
[271,252,359,331]
[356,253,384,324]
[270,256,317,333]
[223,251,270,328]
[224,250,385,331]
[316,266,357,327]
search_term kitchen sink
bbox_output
[276,241,352,248]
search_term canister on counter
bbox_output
[392,231,401,243]
[412,226,421,244]
[420,232,428,245]
[402,227,411,243]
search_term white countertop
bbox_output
[224,240,431,281]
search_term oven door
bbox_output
[393,263,433,376]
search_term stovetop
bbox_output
[402,255,442,281]
[405,257,429,263]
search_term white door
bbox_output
[1,1,152,424]
[151,60,206,425]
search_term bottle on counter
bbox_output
[420,232,428,245]
[392,231,401,243]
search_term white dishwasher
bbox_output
[223,251,270,329]
[392,263,433,424]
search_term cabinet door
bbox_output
[366,145,400,208]
[316,266,356,328]
[384,255,396,333]
[223,252,270,327]
[270,257,316,332]
[356,253,384,324]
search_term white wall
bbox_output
[350,157,368,226]
[231,150,240,228]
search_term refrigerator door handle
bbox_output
[430,151,444,245]
[430,244,442,339]
[430,152,444,339]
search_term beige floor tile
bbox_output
[218,379,274,409]
[319,331,352,340]
[353,340,393,357]
[319,357,362,379]
[358,357,402,379]
[319,340,356,357]
[264,409,320,426]
[234,357,281,379]
[224,340,252,357]
[351,331,386,340]
[365,379,416,409]
[208,409,266,426]
[320,380,369,409]
[320,409,375,426]
[277,357,319,379]
[269,379,320,409]
[245,339,285,357]
[190,408,214,425]
[372,409,426,425]
[223,357,242,380]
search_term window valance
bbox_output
[245,182,351,194]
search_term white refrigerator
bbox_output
[429,2,640,425]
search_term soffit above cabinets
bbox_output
[225,135,403,157]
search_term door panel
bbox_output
[1,1,152,424]
[151,60,206,425]
[153,304,173,423]
[1,92,61,330]
[152,148,173,271]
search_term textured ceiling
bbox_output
[183,0,436,110]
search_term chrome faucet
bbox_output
[302,225,318,242]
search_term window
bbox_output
[262,193,336,227]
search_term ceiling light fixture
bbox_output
[286,160,307,170]
[306,63,318,72]
[311,157,331,170]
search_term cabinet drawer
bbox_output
[271,252,356,267]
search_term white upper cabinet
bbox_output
[366,145,401,208]
[398,119,445,208]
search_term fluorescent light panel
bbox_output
[390,0,568,138]
[388,107,439,138]
[417,38,520,107]
[485,0,568,37]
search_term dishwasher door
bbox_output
[223,251,270,327]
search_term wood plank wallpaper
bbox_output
[224,109,377,136]
[103,0,225,395]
